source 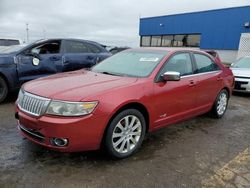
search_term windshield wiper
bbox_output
[100,71,122,76]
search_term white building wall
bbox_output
[238,33,250,59]
[215,50,238,63]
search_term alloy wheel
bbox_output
[112,115,142,154]
[217,92,227,115]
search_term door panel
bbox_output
[17,54,59,83]
[61,40,98,71]
[192,53,223,109]
[62,53,97,72]
[17,40,63,84]
[194,71,223,108]
[153,52,198,128]
[153,76,198,127]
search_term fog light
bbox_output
[51,138,68,147]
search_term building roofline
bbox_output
[140,5,250,20]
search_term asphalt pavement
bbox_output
[0,92,250,188]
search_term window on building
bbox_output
[187,35,201,47]
[162,35,173,47]
[141,36,151,46]
[151,36,162,46]
[173,35,186,47]
[140,34,201,48]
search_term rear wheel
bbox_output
[104,109,146,159]
[211,89,229,118]
[0,77,8,103]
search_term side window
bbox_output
[194,53,220,73]
[64,41,89,53]
[30,41,61,55]
[85,43,101,53]
[160,53,193,76]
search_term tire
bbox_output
[211,89,229,118]
[0,76,8,103]
[104,109,146,159]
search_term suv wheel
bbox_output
[0,77,8,103]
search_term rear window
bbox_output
[194,53,220,73]
[64,41,89,53]
[85,43,102,53]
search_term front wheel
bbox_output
[0,77,8,103]
[211,89,229,118]
[104,109,146,159]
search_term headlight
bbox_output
[46,101,98,116]
[17,89,24,104]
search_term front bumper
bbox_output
[234,77,250,93]
[16,108,109,152]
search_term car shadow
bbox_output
[232,91,250,98]
[1,91,18,104]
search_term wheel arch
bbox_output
[222,87,230,98]
[0,72,10,89]
[100,102,150,148]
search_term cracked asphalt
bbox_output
[0,92,250,188]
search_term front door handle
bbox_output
[50,56,61,61]
[188,80,196,87]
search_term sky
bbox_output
[0,0,249,47]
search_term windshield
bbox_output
[0,44,26,54]
[233,57,250,68]
[92,50,167,77]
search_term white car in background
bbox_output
[0,38,21,46]
[231,56,250,93]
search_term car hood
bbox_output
[0,54,15,65]
[23,70,138,101]
[230,68,250,78]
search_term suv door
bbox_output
[85,42,111,62]
[16,40,62,84]
[153,52,199,127]
[61,40,99,71]
[192,53,223,109]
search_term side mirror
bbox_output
[32,57,40,66]
[161,71,181,81]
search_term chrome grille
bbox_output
[18,91,50,116]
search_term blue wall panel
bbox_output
[139,6,250,50]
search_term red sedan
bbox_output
[15,48,234,158]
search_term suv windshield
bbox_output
[233,57,250,68]
[92,50,167,77]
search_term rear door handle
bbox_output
[87,55,95,60]
[217,76,223,81]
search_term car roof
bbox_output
[130,47,207,54]
[33,38,102,45]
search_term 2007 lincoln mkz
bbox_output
[15,48,234,158]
